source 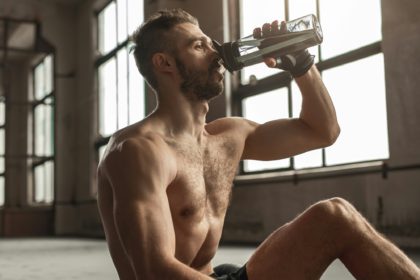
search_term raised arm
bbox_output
[241,65,340,161]
[99,137,213,280]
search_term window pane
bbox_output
[34,62,45,100]
[242,64,280,85]
[34,165,45,203]
[128,50,145,124]
[240,0,285,83]
[99,2,117,54]
[289,0,317,20]
[34,102,54,157]
[127,0,144,35]
[45,102,54,156]
[291,81,323,169]
[0,176,4,206]
[0,129,5,173]
[0,101,5,125]
[0,128,4,155]
[242,88,290,172]
[117,0,128,43]
[117,48,129,129]
[34,162,54,203]
[319,0,382,59]
[323,54,389,165]
[34,105,46,156]
[44,55,54,95]
[45,161,54,203]
[99,58,118,136]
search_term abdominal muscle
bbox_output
[173,211,225,274]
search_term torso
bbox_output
[98,117,246,276]
[166,130,241,270]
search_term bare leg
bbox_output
[246,197,420,280]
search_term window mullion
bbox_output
[321,148,326,168]
[115,54,119,130]
[114,0,118,45]
[43,162,47,203]
[125,0,129,125]
[316,0,322,60]
[126,47,130,124]
[114,0,119,130]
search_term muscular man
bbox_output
[97,8,420,280]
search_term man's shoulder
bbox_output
[110,134,169,163]
[100,124,173,174]
[205,116,257,136]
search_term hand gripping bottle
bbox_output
[213,14,323,72]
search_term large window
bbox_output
[32,54,55,203]
[237,0,388,173]
[95,0,145,172]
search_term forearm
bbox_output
[115,216,211,280]
[119,234,213,280]
[156,258,214,280]
[295,65,340,144]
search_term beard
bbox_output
[175,57,224,101]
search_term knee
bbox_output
[309,197,361,227]
[327,197,357,217]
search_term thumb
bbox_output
[264,57,277,68]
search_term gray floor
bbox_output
[0,238,419,279]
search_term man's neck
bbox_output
[153,91,209,141]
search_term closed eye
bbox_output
[190,36,213,51]
[195,42,204,49]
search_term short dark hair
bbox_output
[130,8,198,90]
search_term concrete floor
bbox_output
[0,238,419,279]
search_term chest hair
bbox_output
[168,136,239,213]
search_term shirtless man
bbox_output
[97,8,420,280]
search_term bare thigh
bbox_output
[246,202,340,280]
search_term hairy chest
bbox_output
[167,135,242,218]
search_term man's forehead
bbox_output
[173,23,211,44]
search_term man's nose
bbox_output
[211,39,221,56]
[209,40,223,62]
[208,44,218,57]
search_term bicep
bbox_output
[242,118,322,161]
[104,139,176,276]
[97,170,137,279]
[113,185,176,264]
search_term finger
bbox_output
[280,21,287,33]
[262,23,271,37]
[253,27,262,39]
[264,57,277,68]
[271,20,279,34]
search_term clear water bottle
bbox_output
[213,14,323,72]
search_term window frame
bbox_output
[232,0,385,175]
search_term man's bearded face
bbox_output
[175,56,224,101]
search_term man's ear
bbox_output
[152,53,175,74]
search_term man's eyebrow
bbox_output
[186,35,212,45]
